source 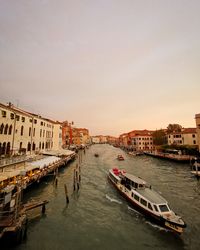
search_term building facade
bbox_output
[91,136,100,144]
[119,130,154,151]
[0,103,62,156]
[128,130,154,151]
[62,122,90,147]
[77,128,90,145]
[167,128,197,147]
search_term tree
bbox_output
[167,124,182,133]
[152,129,167,145]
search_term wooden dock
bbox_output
[144,152,191,163]
[0,199,49,244]
[0,150,76,245]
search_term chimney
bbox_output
[8,102,13,108]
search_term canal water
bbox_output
[5,144,200,250]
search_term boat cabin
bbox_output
[121,173,146,191]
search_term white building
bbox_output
[131,135,153,151]
[0,102,62,156]
[167,128,197,147]
[91,136,100,144]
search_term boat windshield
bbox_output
[159,204,169,212]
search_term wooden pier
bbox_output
[0,199,49,244]
[0,150,76,245]
[144,151,191,163]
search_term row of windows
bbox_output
[0,123,53,138]
[1,110,54,129]
[136,146,153,150]
[132,193,158,212]
[169,134,196,138]
[0,141,53,155]
[133,137,153,140]
[138,142,153,145]
[169,140,196,145]
[132,142,153,145]
[0,124,12,135]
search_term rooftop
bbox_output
[122,173,146,185]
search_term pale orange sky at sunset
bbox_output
[0,0,200,136]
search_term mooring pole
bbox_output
[64,184,69,204]
[42,204,46,214]
[73,169,76,191]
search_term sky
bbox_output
[0,0,200,136]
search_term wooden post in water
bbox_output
[79,165,81,182]
[54,177,58,187]
[64,184,69,204]
[54,169,58,187]
[42,204,46,214]
[73,169,76,191]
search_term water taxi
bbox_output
[108,168,186,234]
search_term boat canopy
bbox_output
[137,188,167,204]
[122,173,146,186]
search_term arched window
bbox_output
[39,142,41,149]
[27,142,31,151]
[4,124,8,135]
[42,142,44,149]
[0,143,2,155]
[21,126,24,136]
[29,127,31,136]
[32,142,35,151]
[46,142,48,149]
[2,142,6,155]
[6,142,10,155]
[0,124,4,134]
[20,142,23,149]
[8,125,12,135]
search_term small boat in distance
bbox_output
[117,155,124,161]
[128,152,136,156]
[94,153,99,157]
[135,151,144,156]
[108,168,186,234]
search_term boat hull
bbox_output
[108,175,185,234]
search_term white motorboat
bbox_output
[108,168,186,234]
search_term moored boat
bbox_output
[108,168,186,234]
[191,159,200,177]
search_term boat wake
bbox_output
[127,206,168,232]
[105,194,122,204]
[145,220,168,232]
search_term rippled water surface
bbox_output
[7,145,200,250]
